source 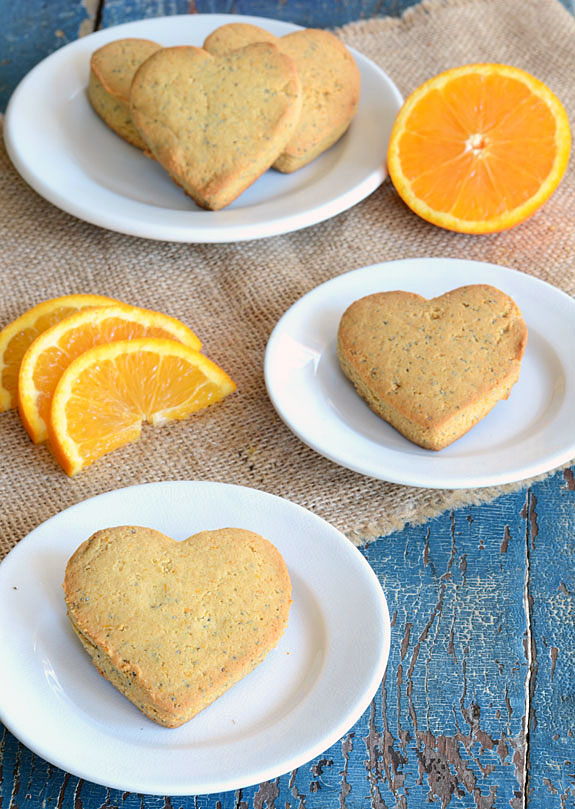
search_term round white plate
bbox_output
[0,481,389,796]
[264,257,575,489]
[3,14,403,243]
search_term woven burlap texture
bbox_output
[1,0,574,558]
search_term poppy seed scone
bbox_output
[203,24,361,173]
[64,525,292,727]
[88,38,162,149]
[337,284,527,450]
[130,43,302,209]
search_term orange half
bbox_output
[387,63,571,233]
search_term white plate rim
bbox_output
[264,257,575,489]
[0,480,390,795]
[3,14,403,243]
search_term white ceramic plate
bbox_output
[264,257,575,489]
[0,481,389,796]
[3,14,403,243]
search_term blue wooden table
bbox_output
[1,1,575,807]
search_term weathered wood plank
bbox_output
[0,0,99,112]
[98,0,420,29]
[361,493,530,807]
[525,471,575,807]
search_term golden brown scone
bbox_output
[64,525,292,727]
[130,43,302,209]
[88,38,162,149]
[203,24,360,172]
[337,285,528,450]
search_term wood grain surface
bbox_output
[1,1,575,807]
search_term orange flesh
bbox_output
[51,344,235,474]
[2,305,104,407]
[395,72,560,222]
[31,317,195,432]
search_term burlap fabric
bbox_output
[1,0,574,557]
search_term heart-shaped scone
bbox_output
[337,285,527,450]
[130,44,302,209]
[203,25,360,173]
[88,38,162,150]
[64,525,291,727]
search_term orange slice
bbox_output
[0,294,118,412]
[48,338,236,475]
[18,305,202,444]
[387,63,571,233]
